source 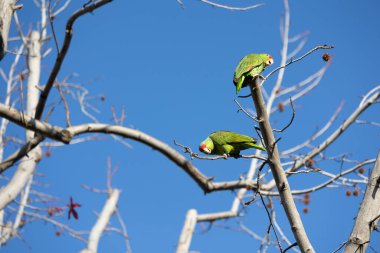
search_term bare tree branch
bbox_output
[281,100,344,155]
[34,0,113,120]
[0,103,73,143]
[343,151,380,252]
[1,103,377,198]
[81,189,120,253]
[264,89,380,190]
[249,76,314,252]
[198,0,264,11]
[0,0,21,60]
[262,44,334,87]
[0,44,24,162]
[0,32,42,240]
[0,135,44,173]
[176,209,197,253]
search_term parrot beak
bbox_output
[266,56,274,66]
[199,143,211,154]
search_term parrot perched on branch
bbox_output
[233,53,274,94]
[199,131,266,158]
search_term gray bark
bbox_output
[343,151,380,252]
[249,77,314,253]
[176,209,197,253]
[0,0,19,60]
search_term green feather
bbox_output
[233,54,272,94]
[236,76,245,94]
[203,131,266,157]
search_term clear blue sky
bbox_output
[1,0,379,252]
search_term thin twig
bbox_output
[332,241,347,253]
[34,0,113,120]
[273,97,295,132]
[115,208,133,253]
[234,99,261,122]
[258,192,282,252]
[48,0,60,53]
[283,242,298,253]
[262,44,334,85]
[244,161,268,206]
[281,100,344,155]
[57,83,71,127]
[199,0,264,11]
[12,12,28,47]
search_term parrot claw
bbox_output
[222,154,228,159]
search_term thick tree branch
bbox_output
[249,77,314,252]
[343,151,380,252]
[34,0,113,120]
[81,189,120,253]
[0,31,42,229]
[2,104,374,200]
[0,135,44,173]
[0,103,72,143]
[176,209,197,253]
[68,124,216,192]
[1,103,378,211]
[0,104,247,193]
[0,0,20,60]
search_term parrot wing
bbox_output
[233,54,264,84]
[210,131,266,152]
[210,131,257,145]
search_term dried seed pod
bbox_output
[278,102,284,112]
[306,159,314,167]
[322,53,331,62]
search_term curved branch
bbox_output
[263,44,334,85]
[1,103,373,199]
[34,0,113,120]
[0,103,72,143]
[199,0,264,11]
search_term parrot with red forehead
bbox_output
[233,53,274,94]
[199,131,266,158]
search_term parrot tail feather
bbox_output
[236,76,245,94]
[250,143,266,151]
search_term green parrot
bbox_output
[233,53,274,94]
[199,131,266,158]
